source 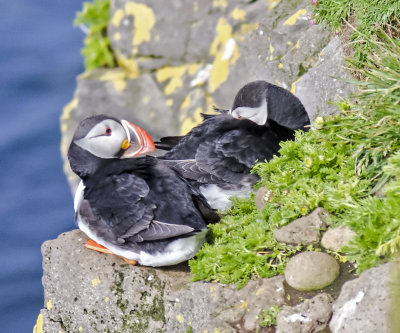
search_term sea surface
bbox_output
[1,1,85,331]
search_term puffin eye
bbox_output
[104,128,112,136]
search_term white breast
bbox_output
[199,183,253,210]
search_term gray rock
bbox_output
[109,0,193,60]
[275,207,329,245]
[295,36,356,120]
[165,275,285,332]
[285,251,340,291]
[40,229,189,332]
[254,186,272,210]
[321,226,356,252]
[38,230,286,333]
[276,293,333,333]
[330,263,395,333]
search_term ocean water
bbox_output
[1,1,85,331]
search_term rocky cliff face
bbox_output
[36,230,397,332]
[60,0,353,194]
[34,0,393,332]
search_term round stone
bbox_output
[284,252,340,291]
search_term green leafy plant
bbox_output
[74,0,115,70]
[258,305,282,327]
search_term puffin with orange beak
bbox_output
[68,115,217,266]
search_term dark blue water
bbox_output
[1,1,84,331]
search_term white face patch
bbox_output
[75,119,127,158]
[231,98,268,125]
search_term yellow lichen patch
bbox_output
[290,77,301,94]
[269,38,275,61]
[78,327,83,332]
[115,50,140,79]
[238,300,248,308]
[142,95,150,104]
[255,288,264,296]
[283,9,307,26]
[105,297,109,303]
[278,63,284,69]
[125,2,156,53]
[180,107,203,135]
[294,40,300,49]
[61,98,79,122]
[213,0,227,8]
[213,329,220,333]
[176,314,184,323]
[99,68,127,92]
[230,8,246,21]
[180,95,191,110]
[166,99,173,107]
[268,0,281,10]
[113,32,121,41]
[188,63,199,76]
[156,65,189,95]
[46,300,52,310]
[193,0,198,11]
[33,313,43,333]
[91,278,101,287]
[240,22,258,34]
[112,9,124,27]
[208,18,240,93]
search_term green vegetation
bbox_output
[258,305,282,327]
[314,0,400,66]
[190,8,400,286]
[74,0,115,70]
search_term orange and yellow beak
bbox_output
[120,120,156,158]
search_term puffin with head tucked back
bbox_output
[68,115,217,267]
[156,80,310,210]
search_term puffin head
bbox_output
[229,80,310,130]
[68,115,155,177]
[229,81,269,126]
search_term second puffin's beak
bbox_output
[120,120,156,158]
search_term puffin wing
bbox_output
[83,173,155,241]
[194,129,264,183]
[161,159,222,183]
[134,220,195,241]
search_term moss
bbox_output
[109,270,166,332]
[111,272,129,313]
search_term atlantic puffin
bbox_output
[68,115,217,266]
[156,80,310,210]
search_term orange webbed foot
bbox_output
[84,239,137,265]
[121,257,138,265]
[84,239,114,254]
